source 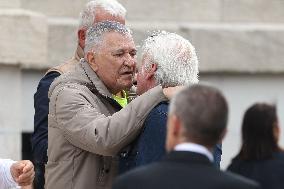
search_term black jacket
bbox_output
[31,71,60,189]
[113,151,260,189]
[228,151,284,189]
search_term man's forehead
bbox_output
[94,8,125,24]
[103,31,132,39]
[101,32,136,49]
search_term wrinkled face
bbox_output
[90,32,137,94]
[136,54,157,95]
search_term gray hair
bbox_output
[84,21,131,55]
[140,31,199,87]
[169,84,228,146]
[79,0,126,30]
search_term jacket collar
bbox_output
[80,58,113,98]
[163,151,213,166]
[174,143,214,162]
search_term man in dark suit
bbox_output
[113,84,260,189]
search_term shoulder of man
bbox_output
[221,171,261,189]
[46,56,78,76]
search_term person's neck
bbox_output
[140,81,158,95]
[174,142,214,162]
[178,138,214,153]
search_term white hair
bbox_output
[141,31,199,87]
[79,0,126,30]
[84,21,131,56]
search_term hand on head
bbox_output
[163,86,185,99]
[10,160,35,186]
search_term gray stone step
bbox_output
[222,0,284,23]
[0,9,48,68]
[21,0,89,18]
[20,0,284,23]
[47,17,78,70]
[178,23,284,73]
[0,0,20,8]
[45,20,284,73]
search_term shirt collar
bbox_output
[174,142,214,162]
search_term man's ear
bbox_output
[87,52,98,72]
[78,29,86,48]
[172,115,182,137]
[145,63,157,80]
[273,122,280,142]
[166,114,181,152]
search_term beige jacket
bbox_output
[46,59,167,189]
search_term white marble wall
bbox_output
[0,66,22,160]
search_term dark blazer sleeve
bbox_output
[112,176,128,189]
[134,102,168,166]
[31,71,60,163]
[119,102,168,174]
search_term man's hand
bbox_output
[10,160,35,186]
[163,86,185,99]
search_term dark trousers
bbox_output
[33,162,45,189]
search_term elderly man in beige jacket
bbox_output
[32,1,127,188]
[46,21,178,189]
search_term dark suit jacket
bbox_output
[114,151,260,189]
[31,71,60,189]
[227,151,284,189]
[119,102,222,174]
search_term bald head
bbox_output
[166,84,228,151]
[78,0,126,49]
[79,0,126,30]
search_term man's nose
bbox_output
[124,54,136,67]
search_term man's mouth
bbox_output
[121,71,133,76]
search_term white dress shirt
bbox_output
[174,142,214,162]
[0,159,18,189]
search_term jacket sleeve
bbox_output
[135,103,168,166]
[52,85,167,156]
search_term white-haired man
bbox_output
[113,85,260,189]
[31,1,126,188]
[119,31,222,174]
[46,21,178,189]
